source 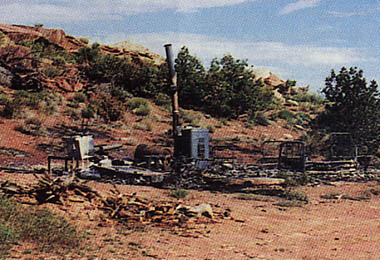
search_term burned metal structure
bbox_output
[278,141,306,172]
[164,44,210,169]
[258,140,306,172]
[44,45,378,190]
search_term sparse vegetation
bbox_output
[180,109,203,126]
[248,111,271,126]
[41,65,63,78]
[283,189,308,203]
[73,92,87,103]
[127,97,152,116]
[321,192,371,201]
[235,194,273,202]
[293,91,324,105]
[276,110,296,122]
[15,117,46,136]
[0,196,81,257]
[132,120,153,131]
[169,189,189,199]
[0,32,5,46]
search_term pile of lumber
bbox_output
[0,173,228,235]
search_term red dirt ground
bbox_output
[1,172,380,260]
[2,106,377,260]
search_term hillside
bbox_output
[3,23,380,260]
[0,23,326,168]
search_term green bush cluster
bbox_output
[1,89,61,118]
[127,97,152,116]
[41,65,63,78]
[275,109,295,122]
[75,43,167,98]
[248,111,271,126]
[169,189,189,199]
[293,91,324,104]
[21,38,73,63]
[175,47,274,118]
[0,32,5,46]
[180,109,203,126]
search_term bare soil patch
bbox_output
[1,172,380,260]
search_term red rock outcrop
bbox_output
[0,23,84,51]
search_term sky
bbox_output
[1,0,379,92]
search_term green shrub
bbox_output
[154,93,171,106]
[132,121,152,131]
[21,38,72,63]
[277,110,295,121]
[127,97,151,116]
[274,200,304,207]
[206,124,215,133]
[73,92,87,103]
[0,93,8,106]
[293,92,324,104]
[15,117,46,136]
[295,112,311,126]
[110,87,132,101]
[249,111,271,126]
[180,109,203,126]
[0,223,15,257]
[0,32,5,46]
[283,189,308,203]
[127,97,149,110]
[42,65,63,78]
[81,105,96,119]
[134,104,152,116]
[0,101,15,118]
[169,189,189,199]
[11,89,61,116]
[0,196,81,255]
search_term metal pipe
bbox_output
[164,44,180,156]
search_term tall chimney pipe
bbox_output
[164,44,180,157]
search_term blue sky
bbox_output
[1,0,379,92]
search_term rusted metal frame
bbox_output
[47,155,77,174]
[278,141,306,172]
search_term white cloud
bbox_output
[279,0,321,15]
[99,32,371,67]
[0,0,254,24]
[328,8,380,18]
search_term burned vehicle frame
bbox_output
[258,140,306,172]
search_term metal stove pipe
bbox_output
[164,44,180,157]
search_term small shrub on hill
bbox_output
[169,189,189,199]
[0,32,6,46]
[248,111,271,126]
[73,92,87,103]
[154,93,171,107]
[277,110,296,121]
[127,97,151,116]
[42,65,63,78]
[180,109,203,126]
[293,91,324,104]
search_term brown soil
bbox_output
[1,172,380,260]
[2,98,374,260]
